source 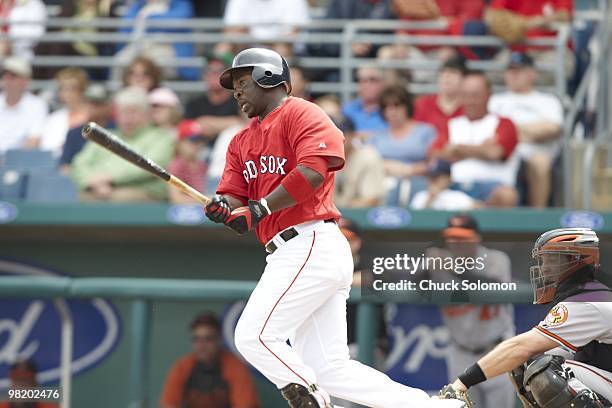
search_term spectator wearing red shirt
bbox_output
[414,55,466,136]
[0,360,58,408]
[160,313,260,408]
[485,0,574,80]
[168,120,208,204]
[430,71,519,207]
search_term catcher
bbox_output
[438,228,612,407]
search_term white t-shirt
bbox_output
[224,0,310,40]
[0,92,48,154]
[209,124,243,179]
[8,0,47,60]
[448,114,519,186]
[410,189,476,210]
[38,108,70,158]
[489,91,563,158]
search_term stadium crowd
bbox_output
[0,0,582,209]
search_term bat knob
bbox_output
[82,122,99,139]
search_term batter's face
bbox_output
[232,68,266,119]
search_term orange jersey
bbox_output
[217,97,345,244]
[160,351,260,408]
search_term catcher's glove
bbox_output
[438,384,474,408]
[487,9,528,44]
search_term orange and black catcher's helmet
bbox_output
[219,48,292,93]
[530,228,600,304]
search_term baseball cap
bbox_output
[84,84,109,103]
[177,119,204,141]
[2,56,32,78]
[441,55,467,74]
[507,52,534,69]
[442,214,480,239]
[427,159,451,177]
[149,87,181,107]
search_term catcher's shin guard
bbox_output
[280,383,332,408]
[524,355,605,408]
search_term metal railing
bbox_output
[0,276,533,408]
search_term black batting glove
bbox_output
[225,199,271,235]
[204,195,231,223]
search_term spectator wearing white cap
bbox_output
[0,56,48,154]
[149,87,183,134]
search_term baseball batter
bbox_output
[441,228,612,408]
[203,48,466,408]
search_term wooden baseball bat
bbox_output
[81,122,211,206]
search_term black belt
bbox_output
[453,337,504,355]
[265,219,336,254]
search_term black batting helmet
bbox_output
[219,48,292,93]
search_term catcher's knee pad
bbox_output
[524,355,605,408]
[280,383,323,408]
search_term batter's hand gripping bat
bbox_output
[82,122,211,206]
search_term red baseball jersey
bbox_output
[216,97,345,244]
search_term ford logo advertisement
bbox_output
[560,210,605,230]
[367,207,412,228]
[0,259,121,388]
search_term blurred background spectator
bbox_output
[184,53,241,143]
[160,312,260,408]
[414,55,466,136]
[0,56,48,154]
[342,66,388,135]
[121,55,164,93]
[289,64,311,101]
[116,0,198,80]
[34,0,116,79]
[27,67,89,157]
[0,0,46,60]
[217,0,310,57]
[367,85,437,205]
[430,71,519,207]
[489,52,563,208]
[168,119,207,204]
[315,94,343,122]
[410,159,479,210]
[0,359,58,408]
[59,83,114,172]
[485,0,574,81]
[71,86,175,202]
[149,87,183,134]
[334,117,386,208]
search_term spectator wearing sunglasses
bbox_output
[341,66,388,136]
[160,312,260,408]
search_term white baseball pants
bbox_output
[234,220,465,408]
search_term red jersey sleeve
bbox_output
[494,117,518,160]
[428,122,450,157]
[285,99,345,172]
[216,130,248,204]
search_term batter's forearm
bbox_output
[265,165,324,212]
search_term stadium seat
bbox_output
[4,149,57,170]
[0,168,29,200]
[25,172,78,203]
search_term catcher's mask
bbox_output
[530,228,599,304]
